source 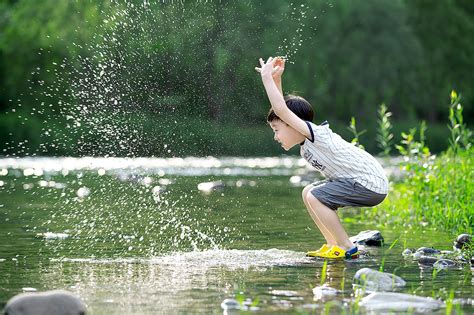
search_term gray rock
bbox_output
[349,230,384,246]
[220,298,241,310]
[353,268,406,292]
[402,248,413,256]
[454,234,471,250]
[417,255,439,266]
[416,247,441,255]
[433,259,457,270]
[312,285,340,300]
[4,290,86,315]
[359,292,444,312]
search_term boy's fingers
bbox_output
[259,58,264,67]
[267,56,273,63]
[254,67,261,73]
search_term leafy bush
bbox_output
[365,91,472,233]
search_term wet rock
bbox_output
[402,248,413,256]
[433,259,457,270]
[412,251,423,260]
[417,256,439,266]
[197,180,225,195]
[220,298,240,310]
[415,247,440,255]
[454,234,472,250]
[349,230,384,246]
[353,268,406,291]
[4,290,86,315]
[21,287,37,293]
[312,285,339,300]
[359,292,444,312]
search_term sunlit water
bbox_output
[0,156,472,314]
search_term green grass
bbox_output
[365,147,472,234]
[362,91,472,234]
[364,142,474,234]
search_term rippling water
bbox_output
[0,156,472,314]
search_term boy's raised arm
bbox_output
[256,57,311,139]
[273,57,285,95]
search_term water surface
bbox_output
[0,157,472,314]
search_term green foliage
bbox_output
[376,103,394,156]
[347,117,366,150]
[448,91,472,154]
[394,121,430,159]
[0,0,472,156]
[366,92,472,234]
[320,260,328,286]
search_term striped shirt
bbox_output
[300,121,389,194]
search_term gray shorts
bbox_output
[309,178,387,211]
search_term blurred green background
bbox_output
[0,0,472,157]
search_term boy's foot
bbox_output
[306,244,330,257]
[317,245,359,259]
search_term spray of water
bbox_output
[1,1,321,257]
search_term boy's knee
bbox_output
[301,184,313,201]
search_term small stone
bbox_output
[312,285,339,300]
[415,247,440,255]
[412,251,422,260]
[359,292,444,312]
[221,298,240,310]
[349,230,384,246]
[402,248,412,256]
[353,268,406,292]
[454,234,472,250]
[5,290,86,315]
[417,256,439,266]
[433,259,456,270]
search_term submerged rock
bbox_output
[353,268,406,292]
[417,256,439,266]
[349,230,384,246]
[433,259,457,270]
[221,298,240,310]
[415,247,441,255]
[359,292,444,312]
[4,290,86,315]
[312,285,340,300]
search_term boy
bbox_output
[255,57,388,259]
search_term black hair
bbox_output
[266,94,314,123]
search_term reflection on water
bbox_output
[0,157,472,313]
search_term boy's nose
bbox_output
[274,134,278,142]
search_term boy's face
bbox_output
[269,120,306,151]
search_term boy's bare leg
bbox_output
[305,193,354,250]
[302,185,337,246]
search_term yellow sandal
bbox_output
[306,244,330,257]
[317,245,359,259]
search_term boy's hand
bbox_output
[255,57,281,79]
[272,57,285,81]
